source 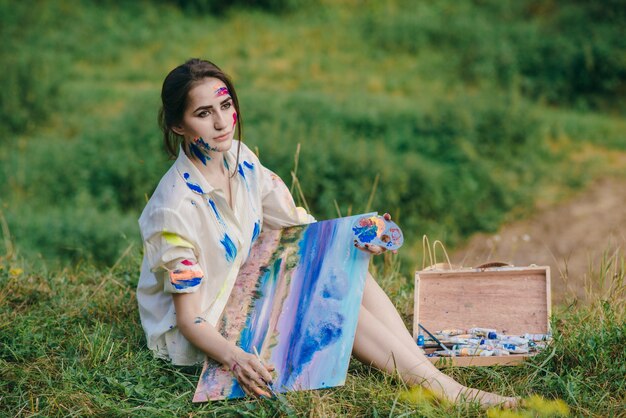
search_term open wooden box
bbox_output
[413,265,551,367]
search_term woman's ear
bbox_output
[171,125,185,136]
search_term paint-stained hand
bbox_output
[354,213,397,255]
[228,347,275,398]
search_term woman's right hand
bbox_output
[227,347,275,398]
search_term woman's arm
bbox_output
[172,292,274,397]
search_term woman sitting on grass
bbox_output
[136,58,518,408]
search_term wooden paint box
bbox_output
[413,265,551,367]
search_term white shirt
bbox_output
[137,141,315,365]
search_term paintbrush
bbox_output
[418,323,453,354]
[253,346,278,398]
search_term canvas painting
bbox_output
[193,213,375,402]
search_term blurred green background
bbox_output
[1,0,625,271]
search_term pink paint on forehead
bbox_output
[214,86,230,97]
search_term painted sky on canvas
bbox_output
[194,213,373,402]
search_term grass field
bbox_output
[1,1,625,416]
[1,249,624,416]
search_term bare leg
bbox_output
[353,273,518,407]
[361,273,422,352]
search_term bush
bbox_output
[169,0,315,15]
[0,2,69,138]
[4,201,138,266]
[360,0,626,108]
[244,89,551,248]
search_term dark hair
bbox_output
[158,58,242,172]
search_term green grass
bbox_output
[1,248,624,416]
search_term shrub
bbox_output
[360,0,626,108]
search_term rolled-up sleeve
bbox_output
[259,165,316,229]
[141,208,204,294]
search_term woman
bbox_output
[137,58,517,407]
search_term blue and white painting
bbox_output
[193,213,374,402]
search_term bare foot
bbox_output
[453,387,519,408]
[423,373,519,408]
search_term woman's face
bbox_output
[174,77,238,158]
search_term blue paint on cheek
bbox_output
[183,173,204,194]
[251,220,261,243]
[220,234,237,263]
[196,137,218,152]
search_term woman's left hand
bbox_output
[354,213,397,255]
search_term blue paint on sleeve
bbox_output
[183,173,204,194]
[251,220,261,243]
[237,163,245,179]
[243,161,254,170]
[220,234,238,263]
[172,276,202,290]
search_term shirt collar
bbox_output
[174,142,239,196]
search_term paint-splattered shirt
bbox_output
[137,141,315,365]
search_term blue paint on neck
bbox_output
[190,142,210,165]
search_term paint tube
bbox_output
[524,333,551,341]
[437,329,466,336]
[448,336,469,344]
[500,336,528,345]
[497,343,529,354]
[459,347,494,357]
[478,343,497,351]
[492,348,510,356]
[417,335,425,347]
[468,327,497,336]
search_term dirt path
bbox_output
[452,176,626,302]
